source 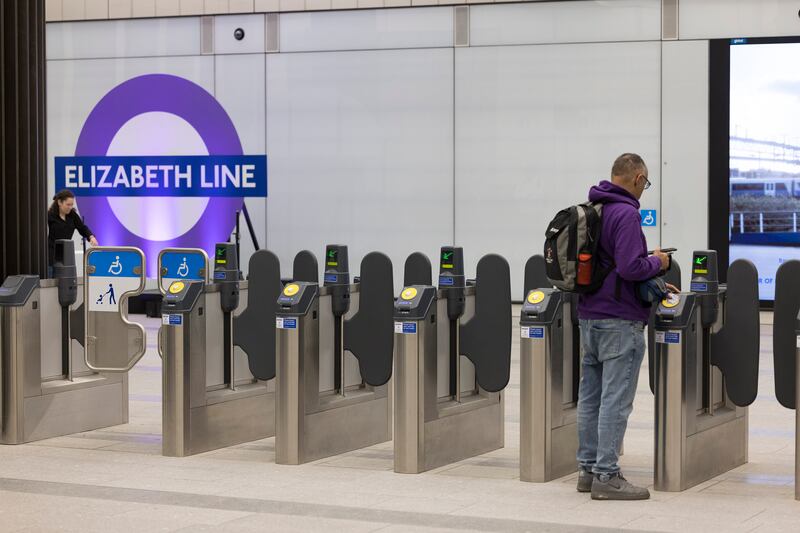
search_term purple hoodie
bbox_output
[577,180,662,323]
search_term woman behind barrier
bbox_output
[47,190,98,277]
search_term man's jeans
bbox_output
[577,318,646,476]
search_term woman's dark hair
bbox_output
[48,189,75,216]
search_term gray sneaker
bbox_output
[591,473,650,501]
[576,469,594,493]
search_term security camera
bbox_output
[234,28,245,41]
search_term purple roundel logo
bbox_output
[60,74,267,277]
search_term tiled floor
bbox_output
[0,310,797,532]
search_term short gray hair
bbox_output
[611,153,647,180]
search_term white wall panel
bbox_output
[455,42,661,298]
[47,17,201,60]
[214,14,266,54]
[266,48,454,290]
[469,0,660,47]
[681,0,800,40]
[661,40,709,288]
[214,54,267,274]
[279,7,453,52]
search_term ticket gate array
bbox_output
[652,251,759,491]
[158,244,278,457]
[770,260,800,501]
[0,240,129,443]
[275,245,394,465]
[393,247,511,473]
[518,254,580,482]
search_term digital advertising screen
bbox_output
[710,37,800,303]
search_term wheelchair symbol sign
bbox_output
[108,255,123,275]
[177,257,189,278]
[159,250,207,293]
[641,210,657,227]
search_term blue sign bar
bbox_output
[88,250,142,277]
[160,251,206,281]
[54,155,267,197]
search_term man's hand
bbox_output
[89,236,99,247]
[652,248,670,271]
[665,283,679,294]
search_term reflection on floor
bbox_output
[0,311,797,532]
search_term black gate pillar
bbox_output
[1,0,48,279]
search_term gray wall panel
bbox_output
[470,0,661,47]
[266,48,454,291]
[214,54,268,274]
[46,17,202,60]
[661,40,709,288]
[455,42,662,298]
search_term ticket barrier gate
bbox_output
[0,241,129,443]
[652,251,759,491]
[770,260,800,500]
[159,244,279,457]
[518,255,580,482]
[393,247,511,473]
[275,245,394,464]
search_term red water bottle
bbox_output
[577,252,593,286]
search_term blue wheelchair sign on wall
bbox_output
[641,210,657,227]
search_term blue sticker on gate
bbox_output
[530,327,544,339]
[402,322,417,334]
[276,317,297,329]
[690,282,708,293]
[640,210,657,227]
[439,276,454,286]
[664,331,680,344]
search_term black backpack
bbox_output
[544,201,614,293]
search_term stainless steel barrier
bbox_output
[83,247,147,372]
[274,247,393,465]
[158,246,278,457]
[770,259,800,501]
[653,251,758,491]
[0,243,129,444]
[519,289,579,482]
[393,249,511,474]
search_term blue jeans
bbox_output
[577,318,646,476]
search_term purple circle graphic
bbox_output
[75,74,244,277]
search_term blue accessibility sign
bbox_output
[640,210,657,227]
[160,251,206,281]
[88,250,142,277]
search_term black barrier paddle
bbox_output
[711,259,760,407]
[404,252,432,287]
[233,250,282,381]
[70,303,85,347]
[523,254,549,298]
[292,250,318,283]
[459,254,512,392]
[344,252,394,387]
[647,261,682,394]
[773,260,800,409]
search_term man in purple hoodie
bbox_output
[575,153,670,500]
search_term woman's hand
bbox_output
[89,236,99,247]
